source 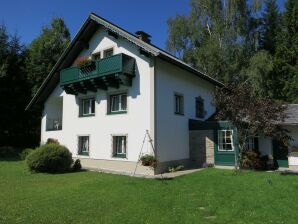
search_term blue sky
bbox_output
[0,0,190,49]
[1,0,285,50]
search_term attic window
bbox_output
[103,48,113,58]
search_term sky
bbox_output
[0,0,285,50]
[0,0,190,49]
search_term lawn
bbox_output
[1,160,298,224]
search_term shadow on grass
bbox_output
[29,169,88,175]
[0,156,22,162]
[280,171,298,176]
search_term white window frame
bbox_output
[174,93,184,115]
[78,136,90,156]
[81,98,95,116]
[218,130,234,152]
[110,93,127,113]
[112,135,127,158]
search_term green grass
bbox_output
[1,160,298,224]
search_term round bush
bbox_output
[26,144,72,173]
[20,148,34,160]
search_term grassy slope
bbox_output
[1,160,298,224]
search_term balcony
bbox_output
[60,53,135,95]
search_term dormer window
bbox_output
[103,48,113,58]
[92,51,101,60]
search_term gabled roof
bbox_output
[26,13,224,110]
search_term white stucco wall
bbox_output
[155,59,216,162]
[41,27,154,162]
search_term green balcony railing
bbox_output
[60,53,135,87]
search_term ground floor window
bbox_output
[218,130,234,151]
[113,136,127,158]
[78,136,89,156]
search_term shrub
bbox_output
[20,148,34,160]
[0,146,17,158]
[72,159,82,171]
[46,138,59,145]
[240,149,265,170]
[140,154,158,167]
[26,144,72,173]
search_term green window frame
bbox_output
[80,98,95,117]
[78,136,89,156]
[174,93,184,115]
[113,136,127,158]
[108,93,127,114]
[218,130,234,151]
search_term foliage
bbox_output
[73,56,92,68]
[46,138,60,145]
[20,148,34,160]
[240,149,265,170]
[25,18,70,95]
[0,23,39,148]
[140,154,158,167]
[167,0,297,103]
[166,0,257,83]
[0,146,17,158]
[168,165,184,173]
[213,83,291,167]
[72,159,82,171]
[26,144,72,173]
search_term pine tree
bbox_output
[26,18,70,95]
[273,0,298,103]
[260,0,281,54]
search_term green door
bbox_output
[272,139,288,168]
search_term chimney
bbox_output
[135,31,151,43]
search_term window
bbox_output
[103,48,113,58]
[245,137,259,150]
[92,52,101,60]
[80,98,95,116]
[196,96,205,118]
[113,136,127,158]
[108,93,127,114]
[218,130,234,151]
[78,136,89,156]
[174,93,184,115]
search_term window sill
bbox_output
[107,111,127,115]
[78,152,89,156]
[113,154,127,158]
[46,129,62,132]
[174,112,184,116]
[79,114,95,118]
[217,151,235,154]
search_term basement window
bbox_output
[113,136,127,158]
[218,130,234,151]
[78,136,89,156]
[80,98,95,117]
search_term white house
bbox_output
[27,13,298,175]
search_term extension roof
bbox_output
[26,13,224,110]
